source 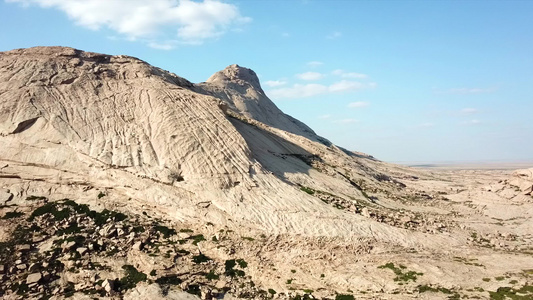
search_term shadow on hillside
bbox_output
[229,118,317,182]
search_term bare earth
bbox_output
[0,47,531,299]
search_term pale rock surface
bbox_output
[124,283,200,300]
[0,47,532,299]
[26,272,42,284]
[0,46,444,248]
[198,64,320,142]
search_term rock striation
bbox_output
[0,46,425,242]
[1,47,532,300]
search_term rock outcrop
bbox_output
[1,47,532,300]
[0,46,426,242]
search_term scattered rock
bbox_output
[32,235,47,243]
[99,224,116,237]
[63,241,76,251]
[102,279,114,293]
[215,280,228,289]
[26,272,42,284]
[19,244,31,252]
[127,232,135,243]
[361,207,371,218]
[0,190,13,204]
[178,232,191,239]
[400,216,412,223]
[132,241,143,251]
[117,228,125,236]
[77,247,88,255]
[28,263,40,272]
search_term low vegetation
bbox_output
[378,263,423,283]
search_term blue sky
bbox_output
[1,0,532,163]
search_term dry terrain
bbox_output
[0,47,532,300]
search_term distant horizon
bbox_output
[1,0,531,163]
[394,159,533,170]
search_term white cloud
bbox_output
[347,101,369,108]
[148,41,176,50]
[268,83,328,99]
[332,69,368,79]
[318,114,331,119]
[460,108,479,114]
[329,80,375,92]
[418,122,435,128]
[439,87,496,94]
[7,0,251,47]
[333,118,358,124]
[307,61,324,67]
[296,72,324,81]
[281,32,290,38]
[327,31,342,39]
[462,119,481,125]
[267,80,375,99]
[264,80,287,87]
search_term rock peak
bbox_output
[206,64,262,91]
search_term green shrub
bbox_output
[300,186,315,195]
[154,225,177,238]
[189,234,206,245]
[155,275,182,285]
[2,211,24,219]
[192,253,211,264]
[205,270,219,280]
[335,295,355,300]
[378,262,423,282]
[119,265,147,291]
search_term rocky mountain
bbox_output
[0,47,532,300]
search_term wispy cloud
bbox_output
[148,41,176,50]
[326,31,342,39]
[264,80,287,87]
[450,88,495,94]
[318,114,331,119]
[268,83,327,99]
[332,69,368,79]
[460,108,479,114]
[268,80,376,99]
[347,101,369,108]
[418,122,435,128]
[296,71,324,81]
[281,32,290,38]
[333,118,358,124]
[462,119,481,125]
[7,0,251,48]
[329,80,376,92]
[436,87,497,94]
[307,61,324,67]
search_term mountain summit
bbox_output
[199,64,320,141]
[0,46,395,237]
[1,47,532,299]
[206,64,263,92]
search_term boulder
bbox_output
[77,247,88,255]
[132,241,143,251]
[0,190,13,204]
[102,279,115,293]
[361,207,371,218]
[26,272,42,284]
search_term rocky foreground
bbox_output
[0,47,532,299]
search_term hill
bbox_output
[0,47,532,299]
